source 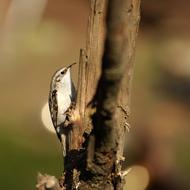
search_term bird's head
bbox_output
[51,63,76,86]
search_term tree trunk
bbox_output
[36,0,140,189]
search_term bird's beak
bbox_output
[67,62,76,69]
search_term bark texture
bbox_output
[36,0,140,189]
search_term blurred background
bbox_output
[0,0,189,190]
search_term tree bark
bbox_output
[36,0,140,189]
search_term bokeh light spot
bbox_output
[124,165,150,190]
[41,102,55,134]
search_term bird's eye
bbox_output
[61,70,66,74]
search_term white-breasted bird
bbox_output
[48,63,76,156]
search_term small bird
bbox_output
[49,63,76,156]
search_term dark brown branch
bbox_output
[86,0,141,189]
[93,0,131,151]
[84,0,107,105]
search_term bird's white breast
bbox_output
[56,87,72,125]
[50,67,75,126]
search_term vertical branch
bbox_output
[70,0,107,155]
[116,0,141,167]
[66,0,107,158]
[92,0,140,158]
[63,1,108,189]
[84,0,141,189]
[85,0,107,106]
[76,49,87,119]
